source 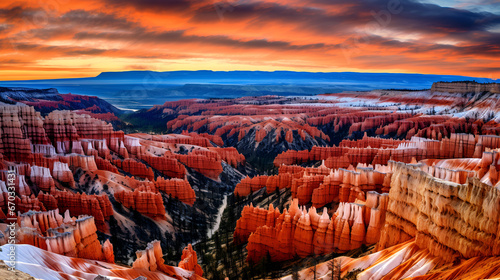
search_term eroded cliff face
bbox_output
[378,161,500,262]
[277,157,500,279]
[431,81,500,94]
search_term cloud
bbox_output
[103,0,199,12]
[0,0,499,79]
[73,28,333,51]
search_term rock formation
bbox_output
[172,151,223,179]
[13,209,113,262]
[114,186,166,218]
[377,161,500,262]
[431,81,500,94]
[132,240,204,279]
[50,190,113,232]
[178,244,203,276]
[236,197,388,263]
[156,177,196,205]
[234,175,269,197]
[51,161,75,186]
[114,158,155,180]
[143,155,186,178]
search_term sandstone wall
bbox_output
[377,162,500,262]
[431,81,500,94]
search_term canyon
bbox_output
[0,82,500,279]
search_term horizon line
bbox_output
[1,69,498,82]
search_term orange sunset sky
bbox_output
[1,0,500,80]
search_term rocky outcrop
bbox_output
[0,107,35,162]
[30,166,55,192]
[51,161,75,186]
[132,240,203,279]
[67,154,98,171]
[431,81,500,94]
[114,186,166,218]
[50,190,113,232]
[312,165,392,207]
[264,173,292,193]
[208,147,245,167]
[95,157,119,173]
[0,180,46,215]
[274,133,500,168]
[235,161,392,207]
[236,198,388,263]
[377,162,500,262]
[114,158,154,180]
[234,175,269,197]
[178,244,203,277]
[12,209,113,262]
[81,139,111,160]
[172,152,223,179]
[143,155,186,178]
[155,177,195,205]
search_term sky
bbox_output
[1,0,499,80]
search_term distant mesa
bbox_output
[431,81,500,94]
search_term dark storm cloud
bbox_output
[58,10,137,29]
[11,42,110,56]
[23,9,141,40]
[364,34,500,57]
[468,66,500,73]
[103,0,200,12]
[0,6,41,23]
[313,0,500,35]
[74,28,332,51]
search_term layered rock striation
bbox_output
[377,161,500,262]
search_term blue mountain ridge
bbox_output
[1,71,496,110]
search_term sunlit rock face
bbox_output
[153,97,332,169]
[378,161,500,262]
[234,196,388,263]
[155,177,196,206]
[431,81,500,94]
[234,175,270,197]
